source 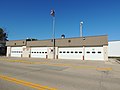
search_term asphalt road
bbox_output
[0,57,120,90]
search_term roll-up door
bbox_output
[11,47,23,57]
[58,47,83,60]
[30,47,48,58]
[85,47,104,60]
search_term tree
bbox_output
[0,28,8,56]
[0,28,8,41]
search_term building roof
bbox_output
[6,40,26,46]
[6,35,108,47]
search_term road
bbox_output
[0,57,120,90]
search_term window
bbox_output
[34,52,36,53]
[98,51,101,54]
[59,51,62,53]
[67,51,69,53]
[42,52,44,53]
[37,52,39,53]
[75,51,78,53]
[79,51,82,53]
[68,40,71,43]
[92,51,96,54]
[45,52,47,53]
[63,51,65,53]
[86,51,90,53]
[71,51,73,53]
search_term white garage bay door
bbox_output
[58,47,83,60]
[85,47,104,60]
[30,47,48,58]
[11,47,23,57]
[58,47,104,60]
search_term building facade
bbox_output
[6,35,108,61]
[108,40,120,57]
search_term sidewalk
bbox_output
[0,56,111,67]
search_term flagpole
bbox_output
[53,16,55,59]
[51,9,55,59]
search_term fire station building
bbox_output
[6,35,108,61]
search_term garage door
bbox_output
[11,47,23,57]
[30,47,48,58]
[85,47,104,60]
[58,47,83,60]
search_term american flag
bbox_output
[50,9,55,17]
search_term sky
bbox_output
[0,0,120,41]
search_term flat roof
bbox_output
[6,35,108,47]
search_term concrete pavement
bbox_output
[0,57,120,90]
